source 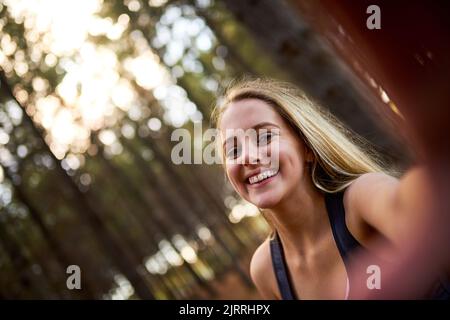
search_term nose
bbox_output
[242,140,260,165]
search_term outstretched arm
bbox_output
[345,168,450,298]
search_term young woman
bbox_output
[211,78,450,300]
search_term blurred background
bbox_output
[0,0,413,299]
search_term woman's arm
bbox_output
[345,168,450,298]
[346,169,427,249]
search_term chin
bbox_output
[250,194,281,209]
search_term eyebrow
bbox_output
[222,122,280,149]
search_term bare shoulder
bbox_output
[346,172,398,197]
[344,172,399,214]
[250,237,279,299]
[343,172,400,245]
[342,173,397,243]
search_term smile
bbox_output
[247,169,279,185]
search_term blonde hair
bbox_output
[211,78,391,193]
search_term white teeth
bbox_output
[248,169,278,185]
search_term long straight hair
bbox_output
[212,78,393,193]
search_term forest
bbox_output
[0,0,409,299]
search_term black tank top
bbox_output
[269,190,450,300]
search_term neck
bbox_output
[265,178,329,255]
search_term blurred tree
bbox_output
[220,0,407,165]
[1,0,267,299]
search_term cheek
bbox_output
[260,140,281,168]
[278,144,306,180]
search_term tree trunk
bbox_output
[0,72,156,300]
[220,0,404,162]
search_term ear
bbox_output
[303,145,315,163]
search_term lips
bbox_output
[246,169,279,185]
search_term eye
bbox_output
[225,137,241,159]
[257,131,274,146]
[226,146,241,159]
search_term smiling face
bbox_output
[219,98,312,209]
